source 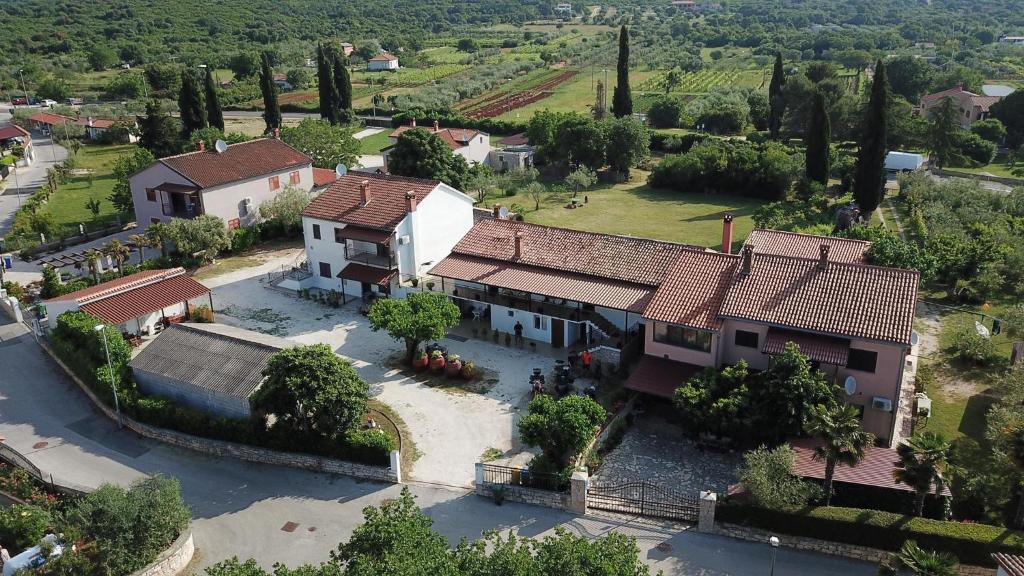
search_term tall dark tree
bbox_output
[852,60,889,217]
[137,100,181,158]
[316,44,340,125]
[928,97,959,169]
[333,50,353,124]
[259,51,282,133]
[768,53,786,139]
[805,90,831,185]
[203,67,224,132]
[177,70,207,137]
[611,25,632,118]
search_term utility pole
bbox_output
[18,69,28,107]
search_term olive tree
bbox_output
[367,292,460,364]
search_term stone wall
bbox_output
[474,481,573,510]
[37,337,399,484]
[129,530,194,576]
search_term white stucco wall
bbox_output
[130,163,198,230]
[200,165,313,228]
[368,59,399,71]
[403,183,474,281]
[456,134,492,165]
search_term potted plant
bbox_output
[410,277,419,288]
[446,354,462,378]
[412,349,429,372]
[426,281,436,291]
[301,288,310,299]
[490,484,506,506]
[429,349,446,373]
[460,361,476,380]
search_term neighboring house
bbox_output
[884,151,926,173]
[76,116,139,143]
[297,172,474,299]
[42,267,212,334]
[554,2,573,16]
[367,53,399,71]
[0,124,33,166]
[27,112,136,142]
[130,322,293,420]
[919,85,1003,128]
[672,0,698,9]
[28,111,73,134]
[340,42,354,57]
[383,120,492,168]
[129,137,313,233]
[995,553,1024,576]
[490,145,536,173]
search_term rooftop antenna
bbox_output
[214,139,228,154]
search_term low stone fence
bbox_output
[934,167,1024,187]
[36,337,401,484]
[129,530,194,576]
[474,463,586,513]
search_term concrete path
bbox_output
[352,127,385,140]
[0,124,69,235]
[0,317,876,574]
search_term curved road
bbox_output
[0,318,874,575]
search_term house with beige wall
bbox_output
[383,120,492,169]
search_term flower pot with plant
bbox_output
[460,361,476,380]
[429,350,446,373]
[445,354,462,378]
[412,349,429,371]
[410,277,419,287]
[426,281,435,291]
[301,288,310,299]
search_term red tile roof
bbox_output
[624,356,703,398]
[389,125,480,150]
[762,328,850,366]
[312,167,339,187]
[719,252,919,344]
[0,124,29,140]
[994,554,1024,576]
[970,94,1002,112]
[429,254,656,312]
[29,112,73,125]
[369,53,398,61]
[160,138,311,189]
[746,229,869,263]
[81,275,210,325]
[46,269,185,302]
[921,85,1002,112]
[498,133,530,146]
[644,250,737,330]
[302,172,440,230]
[337,263,397,286]
[75,117,117,129]
[790,438,952,496]
[449,219,693,287]
[921,85,967,105]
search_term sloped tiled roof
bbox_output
[369,53,398,61]
[921,85,967,105]
[312,167,339,187]
[625,356,704,398]
[302,172,440,230]
[29,112,73,125]
[746,229,869,263]
[389,125,481,150]
[790,438,951,496]
[644,250,738,330]
[0,124,29,140]
[970,94,1002,112]
[719,252,919,344]
[159,138,311,189]
[994,553,1024,576]
[762,328,850,366]
[46,268,184,302]
[449,219,692,287]
[80,275,210,325]
[75,117,118,129]
[338,263,397,286]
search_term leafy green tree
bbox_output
[258,185,311,234]
[333,51,354,123]
[227,51,260,79]
[610,25,632,118]
[932,65,983,95]
[102,238,131,274]
[970,118,1006,144]
[662,68,682,94]
[992,91,1024,148]
[165,214,231,259]
[457,38,479,53]
[526,110,574,163]
[688,88,750,134]
[928,97,959,169]
[878,540,959,576]
[853,60,888,217]
[647,96,683,128]
[286,68,314,89]
[190,126,227,150]
[144,63,182,96]
[518,394,606,468]
[146,222,170,257]
[752,342,839,441]
[674,361,750,438]
[387,128,469,189]
[36,76,70,101]
[604,117,650,175]
[317,44,340,125]
[178,69,208,136]
[805,61,837,83]
[105,72,147,100]
[127,234,149,264]
[253,344,369,437]
[88,44,118,71]
[85,196,102,219]
[555,115,606,170]
[806,404,874,506]
[564,166,597,194]
[367,292,460,364]
[259,51,282,133]
[738,445,822,511]
[746,89,770,131]
[204,67,225,132]
[860,231,935,281]
[894,432,951,517]
[768,53,786,139]
[280,118,360,169]
[805,90,831,185]
[886,55,935,103]
[137,100,182,158]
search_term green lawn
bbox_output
[507,169,765,249]
[513,69,661,119]
[944,154,1021,179]
[358,130,393,154]
[47,144,135,231]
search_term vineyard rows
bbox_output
[465,70,578,118]
[638,69,747,94]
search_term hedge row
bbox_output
[716,503,1024,566]
[390,110,528,135]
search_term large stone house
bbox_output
[919,85,1003,128]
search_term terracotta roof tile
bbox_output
[337,263,397,286]
[790,438,951,496]
[388,125,477,150]
[0,124,30,140]
[624,356,704,398]
[747,229,869,263]
[29,112,74,125]
[994,554,1024,576]
[312,167,339,187]
[762,328,850,366]
[79,274,210,325]
[450,219,693,287]
[75,117,117,129]
[160,138,311,188]
[369,53,398,61]
[644,250,738,330]
[45,268,186,302]
[302,172,440,230]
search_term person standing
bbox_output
[514,321,524,347]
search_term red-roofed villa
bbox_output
[920,84,1005,128]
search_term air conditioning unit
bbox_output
[871,396,893,412]
[398,235,411,245]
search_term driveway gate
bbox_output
[587,480,699,522]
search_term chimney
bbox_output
[411,117,417,127]
[405,190,417,213]
[493,204,502,219]
[273,127,280,139]
[197,140,205,152]
[433,120,440,131]
[359,179,370,206]
[740,244,753,275]
[818,244,831,270]
[513,231,523,260]
[721,213,734,254]
[87,116,94,127]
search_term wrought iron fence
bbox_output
[0,442,44,483]
[588,479,699,522]
[480,463,568,492]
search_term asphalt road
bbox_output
[0,107,69,235]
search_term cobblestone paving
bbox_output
[594,416,742,496]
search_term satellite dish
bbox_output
[214,139,228,154]
[844,376,858,396]
[498,206,510,219]
[335,163,348,177]
[910,331,920,347]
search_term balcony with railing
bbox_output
[345,246,397,269]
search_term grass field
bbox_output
[513,169,764,249]
[944,153,1021,179]
[358,130,393,154]
[512,69,661,118]
[223,117,303,137]
[47,144,135,230]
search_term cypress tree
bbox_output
[316,44,340,125]
[768,53,786,139]
[259,51,282,133]
[333,50,353,124]
[805,90,831,185]
[177,69,207,136]
[204,67,224,132]
[611,25,632,118]
[852,60,889,217]
[138,100,181,158]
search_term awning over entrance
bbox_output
[335,225,392,244]
[625,355,704,399]
[154,182,200,194]
[338,263,396,286]
[762,328,850,366]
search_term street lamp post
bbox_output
[18,69,28,107]
[94,325,123,429]
[768,536,780,576]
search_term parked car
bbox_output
[41,99,57,107]
[11,97,27,105]
[66,97,83,106]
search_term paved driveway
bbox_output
[0,129,68,234]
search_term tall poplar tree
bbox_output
[853,60,889,217]
[768,53,786,139]
[333,50,354,124]
[204,67,224,132]
[611,25,632,118]
[316,44,340,125]
[177,69,207,136]
[805,90,831,185]
[259,51,282,133]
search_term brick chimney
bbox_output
[433,120,440,131]
[721,213,734,254]
[818,244,831,270]
[359,180,370,206]
[513,231,523,260]
[405,190,417,213]
[411,117,417,127]
[740,244,753,275]
[493,204,502,219]
[197,140,205,152]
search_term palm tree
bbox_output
[893,432,951,517]
[83,248,103,283]
[127,234,149,265]
[102,239,131,276]
[878,540,958,576]
[146,223,169,258]
[806,404,875,506]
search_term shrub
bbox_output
[345,429,396,466]
[948,323,997,366]
[229,226,259,253]
[738,445,821,511]
[0,504,53,550]
[648,139,799,201]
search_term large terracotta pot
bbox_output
[430,354,446,373]
[412,352,429,372]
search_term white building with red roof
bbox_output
[367,53,399,71]
[384,119,493,169]
[297,172,474,299]
[920,84,1004,128]
[129,137,313,232]
[0,124,33,166]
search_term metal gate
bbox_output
[588,480,699,522]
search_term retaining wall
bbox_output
[474,480,573,510]
[129,530,194,576]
